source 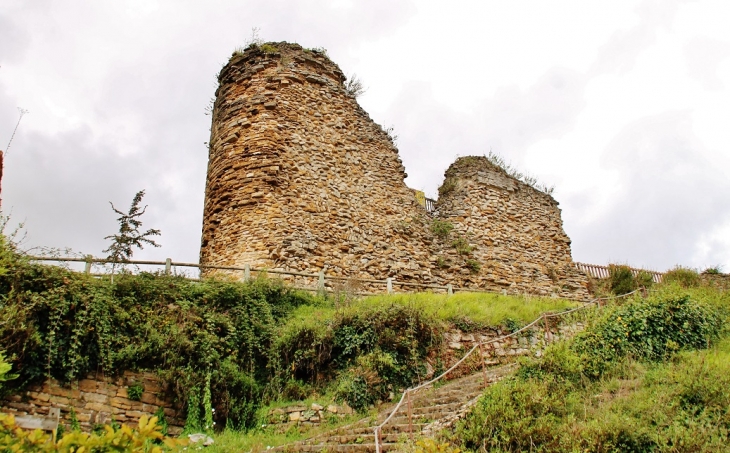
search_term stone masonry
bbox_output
[0,371,184,435]
[200,42,589,300]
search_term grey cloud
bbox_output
[685,36,730,90]
[391,67,587,197]
[0,14,30,65]
[567,111,730,270]
[589,0,681,76]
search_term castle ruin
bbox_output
[200,42,589,299]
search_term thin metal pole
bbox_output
[407,389,413,441]
[480,341,488,388]
[543,313,552,343]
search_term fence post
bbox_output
[479,341,488,388]
[165,258,172,275]
[84,255,92,275]
[244,264,251,282]
[375,427,382,453]
[407,389,413,441]
[386,278,393,294]
[447,284,453,296]
[543,313,552,343]
[318,271,325,292]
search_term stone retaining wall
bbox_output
[0,371,184,435]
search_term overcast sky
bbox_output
[1,0,729,273]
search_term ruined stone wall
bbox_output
[0,371,184,435]
[200,42,589,299]
[201,42,433,281]
[432,157,590,299]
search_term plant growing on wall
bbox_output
[127,382,144,401]
[103,190,161,274]
[431,219,454,238]
[345,74,367,98]
[452,236,474,255]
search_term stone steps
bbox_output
[271,363,517,453]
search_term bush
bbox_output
[0,413,185,452]
[127,383,144,401]
[0,237,318,429]
[465,259,481,274]
[455,292,728,453]
[452,237,474,255]
[608,264,635,295]
[664,266,701,287]
[635,270,655,289]
[573,295,722,378]
[430,219,453,238]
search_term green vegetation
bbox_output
[465,259,481,274]
[703,265,723,275]
[452,237,474,255]
[259,43,279,54]
[454,285,730,452]
[438,177,457,197]
[664,265,701,288]
[0,237,576,434]
[0,413,184,452]
[484,151,555,195]
[430,219,454,238]
[127,382,144,401]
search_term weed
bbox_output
[465,259,481,274]
[664,266,700,288]
[345,74,366,98]
[608,264,635,295]
[438,178,457,197]
[260,43,279,54]
[127,382,144,401]
[430,219,454,238]
[436,257,449,269]
[452,237,474,255]
[702,265,723,274]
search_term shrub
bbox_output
[465,259,481,274]
[452,237,474,255]
[259,43,279,54]
[702,265,722,275]
[430,219,453,238]
[663,266,700,288]
[0,413,185,452]
[573,295,723,378]
[127,383,144,401]
[635,270,655,289]
[608,264,636,295]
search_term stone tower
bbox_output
[200,42,589,299]
[200,42,433,279]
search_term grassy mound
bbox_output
[455,285,730,452]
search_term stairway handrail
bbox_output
[372,289,642,453]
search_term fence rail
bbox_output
[372,289,642,453]
[28,256,463,296]
[574,262,664,283]
[28,256,663,297]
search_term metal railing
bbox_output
[372,289,642,453]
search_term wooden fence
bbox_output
[27,256,459,296]
[28,256,664,296]
[574,262,664,283]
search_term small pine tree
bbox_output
[103,190,161,273]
